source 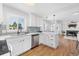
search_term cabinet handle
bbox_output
[19,39,25,42]
[23,40,24,41]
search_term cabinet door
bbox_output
[39,34,44,44]
[39,34,48,45]
[16,38,24,55]
[8,39,20,56]
[22,36,31,52]
[47,39,54,48]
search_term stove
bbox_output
[0,40,10,55]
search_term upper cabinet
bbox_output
[28,13,43,27]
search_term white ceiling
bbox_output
[3,3,79,21]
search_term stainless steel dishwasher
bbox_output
[32,34,39,48]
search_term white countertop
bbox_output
[65,29,79,31]
[0,35,12,40]
[42,32,58,35]
[0,32,40,40]
[26,32,40,35]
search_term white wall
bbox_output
[0,3,3,24]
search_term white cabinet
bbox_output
[39,32,59,48]
[28,13,43,27]
[22,36,31,52]
[6,35,31,56]
[6,37,21,56]
[12,39,21,55]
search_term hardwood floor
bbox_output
[21,36,79,56]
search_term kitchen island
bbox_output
[39,32,59,48]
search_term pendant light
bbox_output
[53,14,56,24]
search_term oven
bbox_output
[0,40,10,56]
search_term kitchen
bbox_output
[0,3,59,56]
[0,3,79,56]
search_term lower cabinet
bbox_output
[39,32,59,48]
[22,36,31,53]
[6,35,31,56]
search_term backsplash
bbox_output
[27,27,40,33]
